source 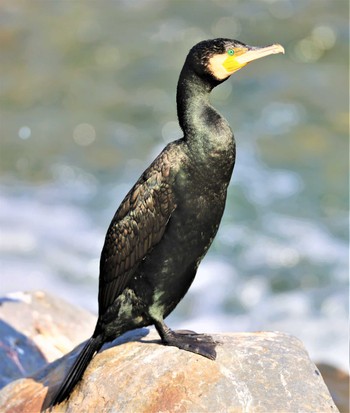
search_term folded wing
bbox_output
[98,152,176,316]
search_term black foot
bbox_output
[154,321,217,360]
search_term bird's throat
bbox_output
[176,67,213,135]
[176,67,235,178]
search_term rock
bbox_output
[317,363,349,413]
[0,291,96,361]
[0,292,339,412]
[0,291,96,389]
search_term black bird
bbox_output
[51,38,284,406]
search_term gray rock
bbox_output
[0,292,339,412]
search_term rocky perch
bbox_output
[0,291,344,412]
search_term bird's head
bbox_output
[186,38,284,83]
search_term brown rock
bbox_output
[0,292,340,412]
[0,291,96,391]
[317,363,349,413]
[0,291,96,362]
[0,328,338,413]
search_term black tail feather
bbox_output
[50,336,103,406]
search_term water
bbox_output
[0,1,348,371]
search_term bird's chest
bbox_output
[172,168,228,251]
[137,178,226,316]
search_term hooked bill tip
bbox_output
[235,43,285,65]
[272,44,285,54]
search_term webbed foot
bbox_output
[154,321,217,360]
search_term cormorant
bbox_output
[51,38,284,406]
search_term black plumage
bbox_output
[50,38,284,406]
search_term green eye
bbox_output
[227,49,235,56]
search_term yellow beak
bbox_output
[235,44,285,65]
[222,43,285,74]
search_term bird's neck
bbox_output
[176,66,234,165]
[176,67,213,136]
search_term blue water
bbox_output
[0,1,348,371]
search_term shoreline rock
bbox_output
[0,291,342,412]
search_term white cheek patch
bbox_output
[208,54,231,80]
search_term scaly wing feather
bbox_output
[98,150,176,316]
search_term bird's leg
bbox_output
[154,319,217,360]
